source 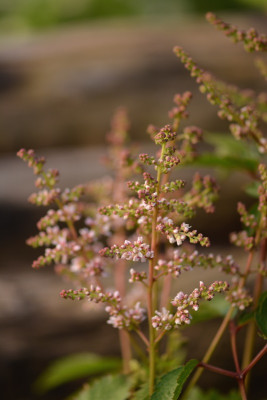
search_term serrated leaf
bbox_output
[34,353,121,393]
[151,368,183,400]
[255,291,267,337]
[151,359,198,400]
[132,382,150,400]
[173,359,199,399]
[74,374,131,400]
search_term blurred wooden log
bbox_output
[0,14,266,152]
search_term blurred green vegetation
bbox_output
[0,0,266,33]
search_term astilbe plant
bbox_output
[17,13,266,400]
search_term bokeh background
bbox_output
[1,1,267,399]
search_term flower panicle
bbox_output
[152,280,229,331]
[155,250,240,278]
[185,172,219,213]
[169,91,193,122]
[206,12,267,53]
[61,287,146,330]
[173,46,267,153]
[156,218,210,247]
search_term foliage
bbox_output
[34,353,121,393]
[0,0,263,33]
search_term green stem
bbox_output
[128,332,148,364]
[148,143,166,396]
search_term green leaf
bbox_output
[132,382,150,400]
[151,368,183,400]
[173,359,199,399]
[191,132,259,173]
[151,359,198,400]
[192,154,258,173]
[204,132,258,160]
[188,387,241,400]
[74,374,131,400]
[34,353,121,393]
[237,310,254,327]
[244,181,260,198]
[255,291,267,338]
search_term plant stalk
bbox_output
[241,237,266,387]
[182,241,257,399]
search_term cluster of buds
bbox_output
[172,281,229,322]
[161,179,185,193]
[129,268,147,284]
[61,185,85,203]
[32,238,82,268]
[152,280,229,331]
[169,91,193,121]
[28,188,60,206]
[206,12,267,52]
[152,308,174,331]
[60,286,146,330]
[156,218,210,247]
[230,231,254,251]
[174,46,267,153]
[139,153,157,167]
[104,107,143,177]
[185,173,219,213]
[158,146,180,174]
[71,256,105,277]
[154,125,177,145]
[176,126,203,162]
[225,283,253,310]
[99,237,154,262]
[231,163,267,252]
[127,172,158,201]
[17,148,46,175]
[237,202,258,230]
[106,107,129,146]
[182,126,203,145]
[27,225,69,248]
[155,249,240,278]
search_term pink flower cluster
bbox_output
[156,218,210,247]
[60,286,146,330]
[225,283,253,310]
[206,12,267,52]
[169,91,192,121]
[174,46,267,153]
[155,249,240,278]
[99,237,154,263]
[152,280,229,330]
[185,173,219,213]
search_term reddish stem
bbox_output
[229,321,241,374]
[242,344,267,377]
[199,362,237,379]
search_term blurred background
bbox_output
[1,1,267,399]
